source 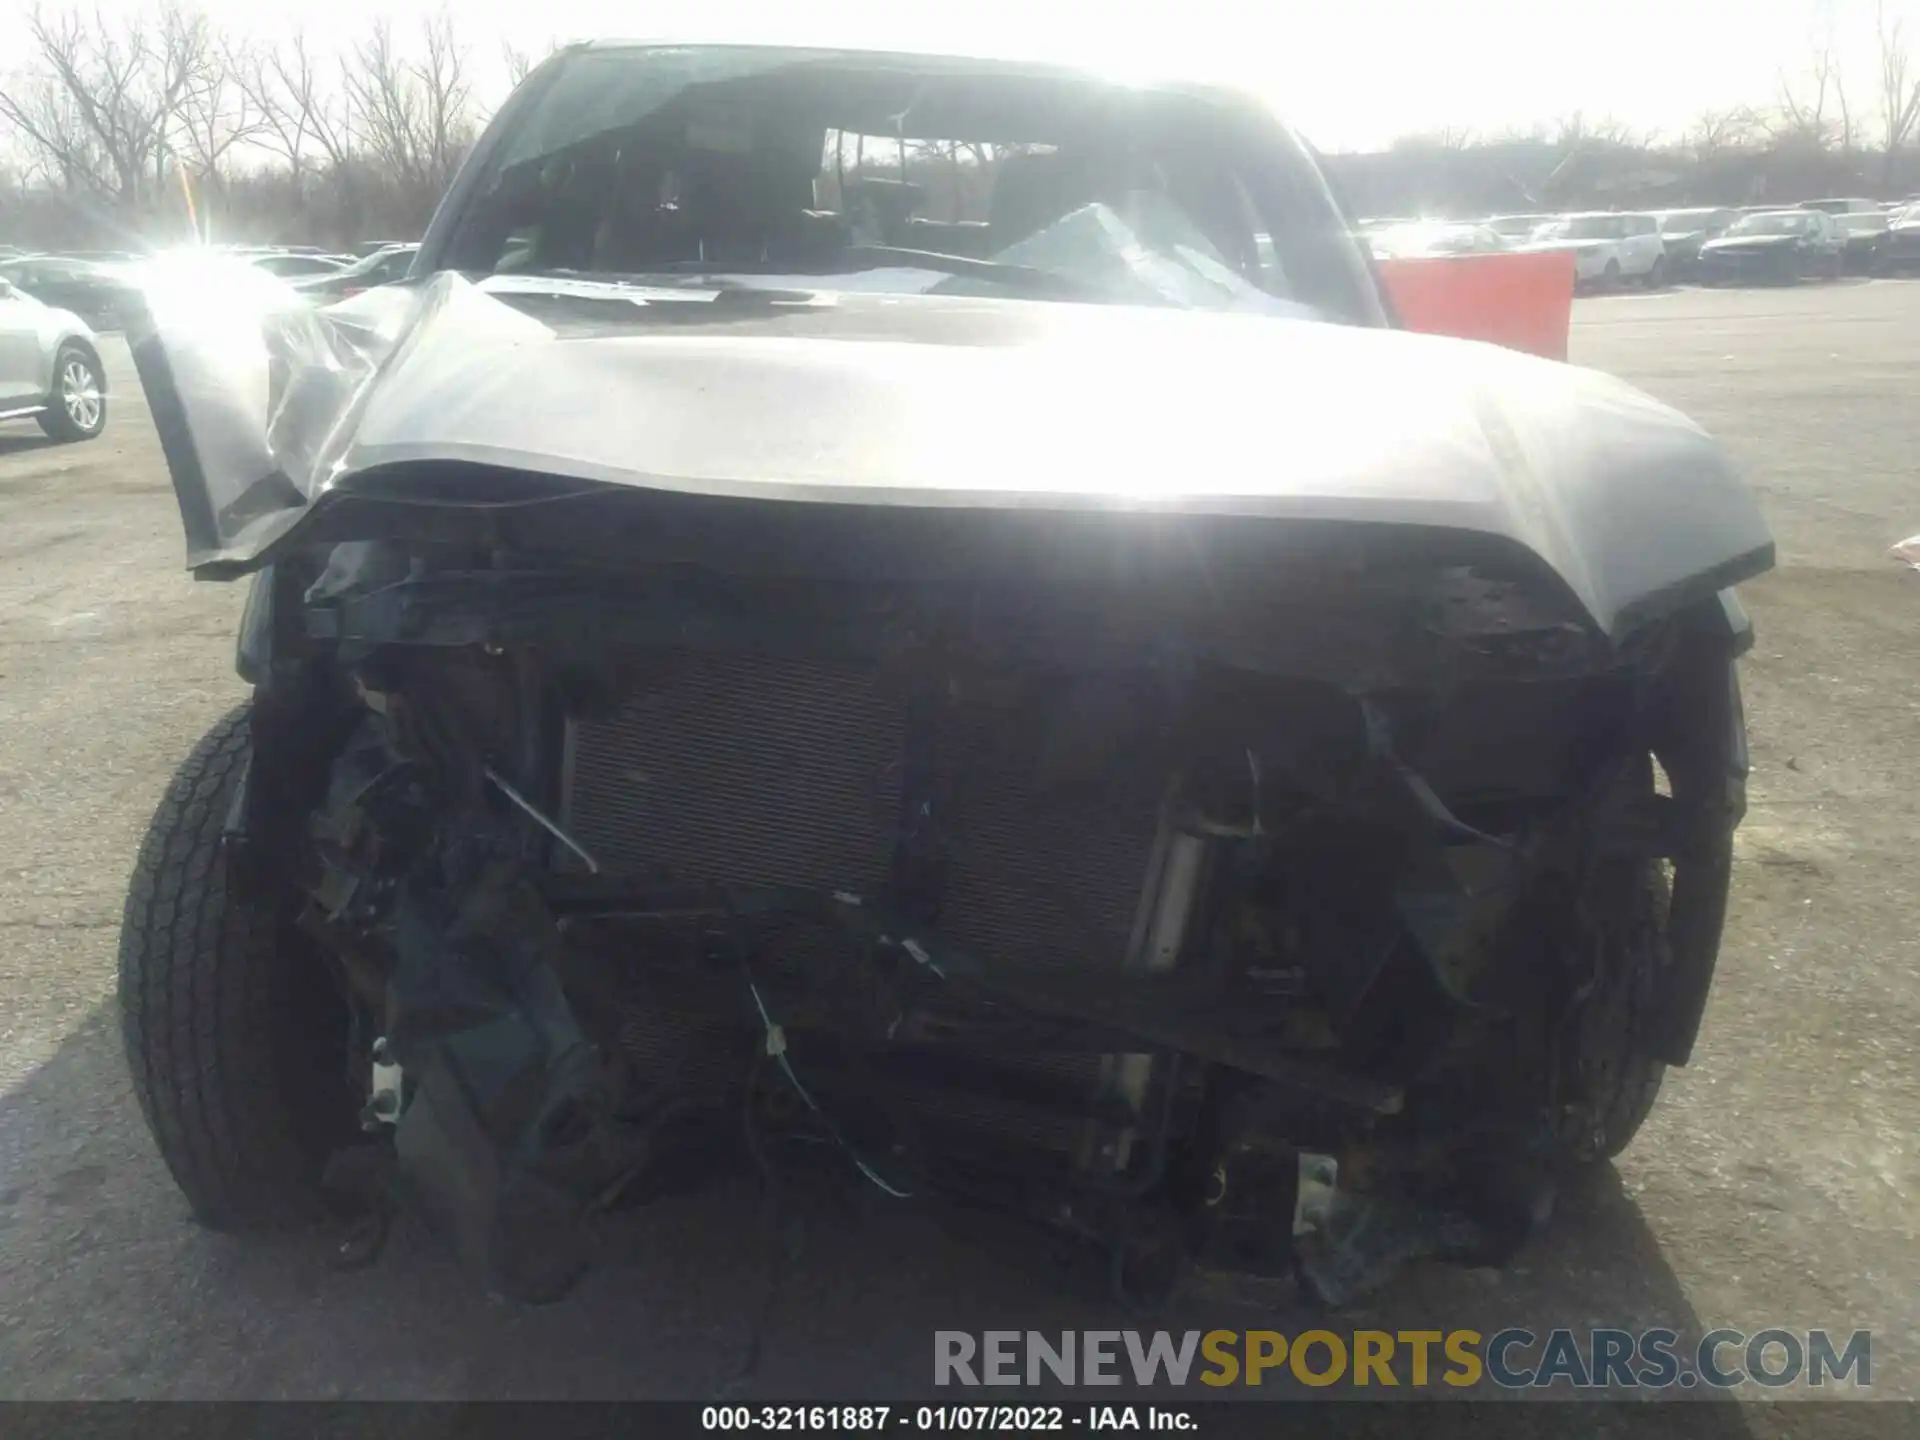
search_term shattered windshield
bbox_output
[439,47,1373,321]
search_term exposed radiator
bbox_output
[565,649,906,893]
[561,647,1173,1153]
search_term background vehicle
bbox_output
[1835,212,1891,274]
[1697,209,1845,283]
[0,275,107,441]
[1364,221,1512,258]
[1522,211,1668,288]
[1485,212,1554,239]
[1653,207,1738,279]
[0,254,139,330]
[120,39,1767,1312]
[1803,197,1882,216]
[246,251,350,279]
[289,243,419,301]
[1880,204,1920,271]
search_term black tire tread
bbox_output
[1600,1056,1666,1158]
[1595,862,1672,1159]
[118,703,331,1228]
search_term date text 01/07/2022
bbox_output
[700,1405,1197,1432]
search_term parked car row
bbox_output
[285,243,420,300]
[0,239,423,328]
[1881,201,1920,269]
[1695,209,1848,284]
[1525,211,1669,287]
[0,254,141,330]
[1359,198,1920,288]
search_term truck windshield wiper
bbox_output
[824,245,1108,300]
[484,270,811,298]
[512,248,1111,302]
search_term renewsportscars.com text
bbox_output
[933,1328,1871,1391]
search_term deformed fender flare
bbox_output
[225,563,364,897]
[235,564,279,687]
[1643,589,1751,1067]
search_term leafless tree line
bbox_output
[1351,4,1920,202]
[1341,5,1920,219]
[1754,0,1920,177]
[4,0,1920,251]
[0,3,557,247]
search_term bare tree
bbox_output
[1487,121,1550,144]
[342,20,427,194]
[503,40,536,88]
[233,32,353,189]
[1775,2,1842,148]
[174,18,259,193]
[1392,124,1474,151]
[1551,110,1590,148]
[1585,115,1642,149]
[1879,0,1920,180]
[417,10,473,190]
[342,11,474,203]
[503,36,560,87]
[1549,111,1641,154]
[1687,106,1762,161]
[0,3,205,206]
[0,60,113,195]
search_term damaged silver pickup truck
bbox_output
[118,41,1772,1308]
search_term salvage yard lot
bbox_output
[0,281,1915,1415]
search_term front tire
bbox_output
[1644,256,1667,289]
[1601,259,1622,291]
[118,704,356,1229]
[1561,860,1672,1162]
[37,344,106,442]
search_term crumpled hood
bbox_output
[127,268,1771,639]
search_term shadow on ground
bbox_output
[0,1003,1753,1432]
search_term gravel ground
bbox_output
[0,282,1914,1425]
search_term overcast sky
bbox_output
[4,0,1916,151]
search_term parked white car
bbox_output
[1522,212,1669,288]
[0,273,107,442]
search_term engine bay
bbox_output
[235,526,1748,1308]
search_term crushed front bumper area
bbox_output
[247,554,1751,1309]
